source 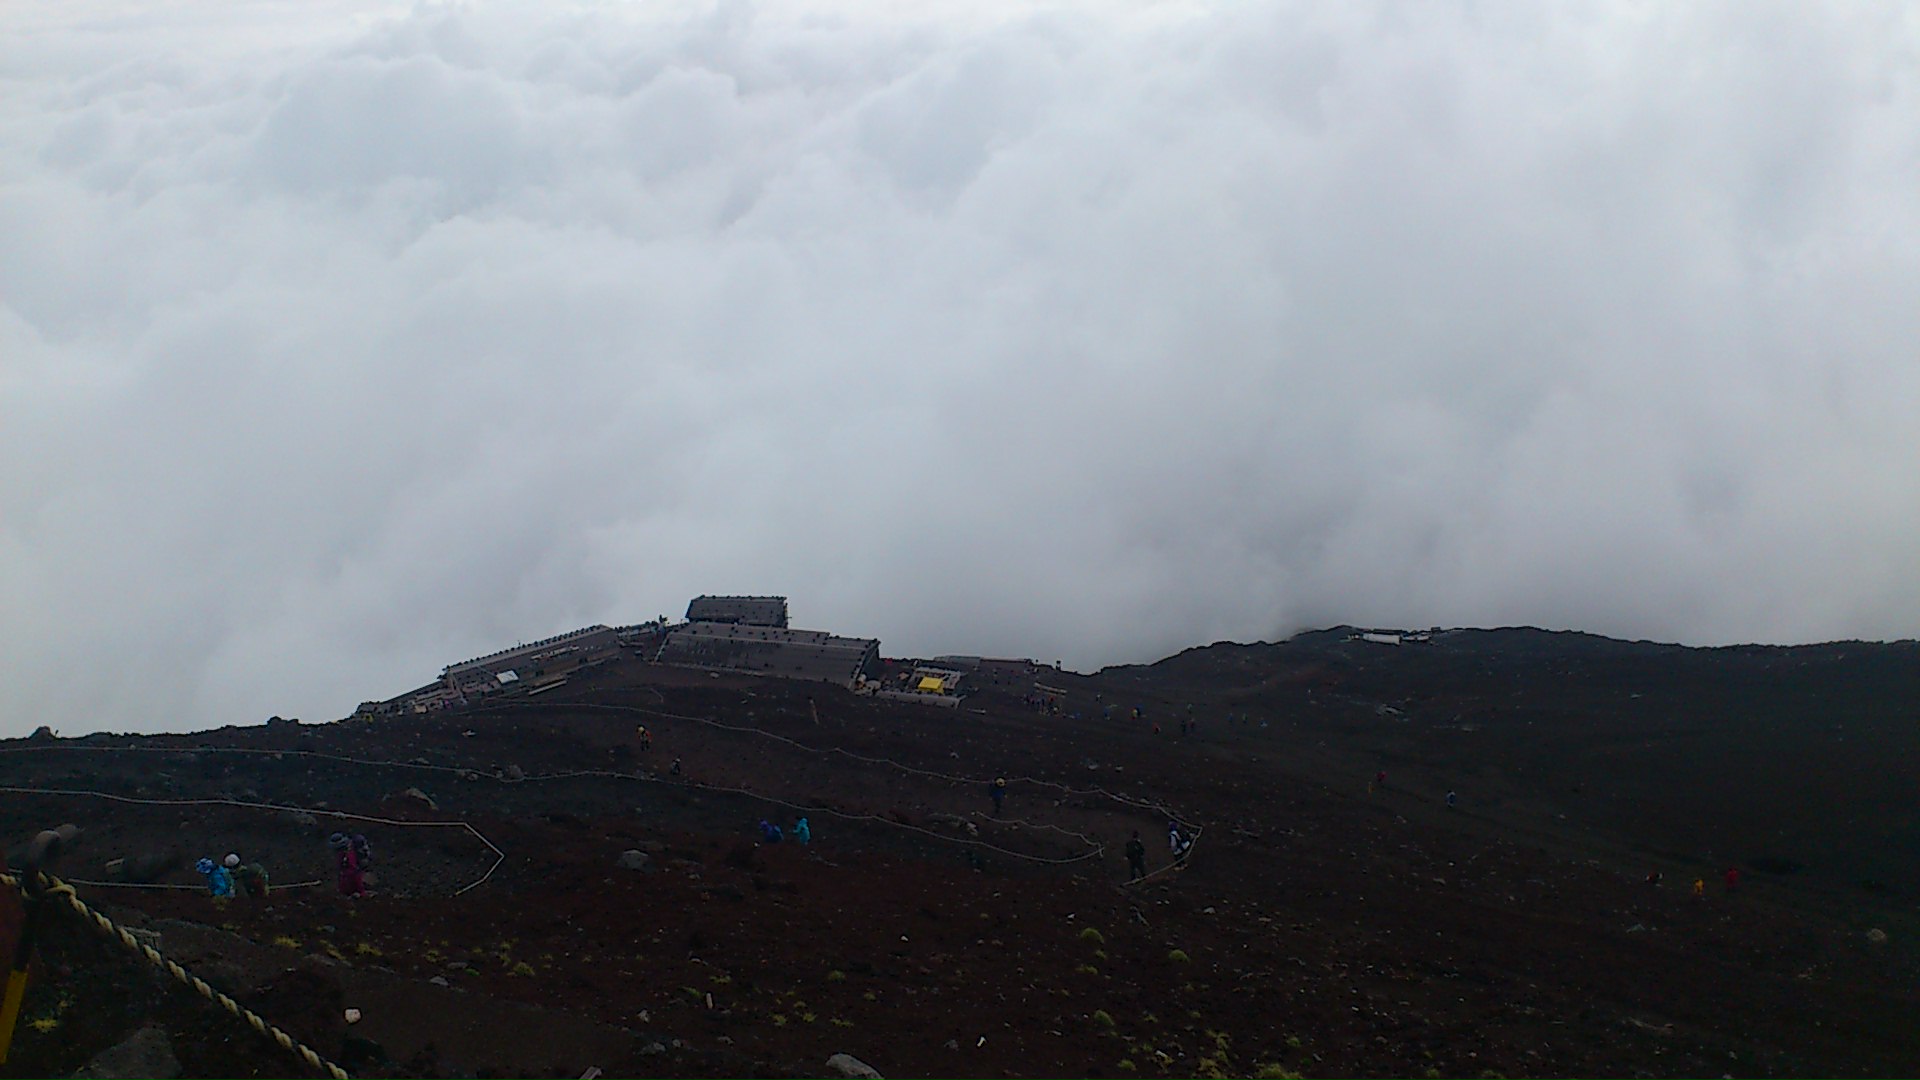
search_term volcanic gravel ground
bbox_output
[3,640,1918,1077]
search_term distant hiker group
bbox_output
[758,817,811,845]
[195,852,269,900]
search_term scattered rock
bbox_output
[1867,928,1888,944]
[617,850,654,872]
[505,764,527,782]
[429,975,450,987]
[72,1025,179,1079]
[288,811,318,828]
[28,725,58,743]
[826,1052,883,1078]
[639,1042,667,1057]
[102,849,180,883]
[398,787,438,810]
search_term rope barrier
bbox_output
[1,693,1202,875]
[0,786,504,898]
[477,698,1201,839]
[57,878,324,891]
[0,871,350,1079]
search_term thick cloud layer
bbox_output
[3,1,1918,735]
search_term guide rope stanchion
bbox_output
[0,867,351,1079]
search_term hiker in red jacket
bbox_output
[1724,867,1740,893]
[331,832,366,898]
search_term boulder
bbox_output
[616,850,654,872]
[1867,928,1888,944]
[27,725,58,743]
[504,764,527,782]
[399,787,438,810]
[72,1025,179,1079]
[826,1052,882,1078]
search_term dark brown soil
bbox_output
[3,629,1917,1078]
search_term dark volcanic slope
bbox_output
[2,629,1917,1079]
[1116,627,1920,899]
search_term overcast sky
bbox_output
[3,1,1917,737]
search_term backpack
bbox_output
[350,834,372,867]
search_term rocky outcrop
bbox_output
[826,1052,882,1078]
[72,1026,179,1079]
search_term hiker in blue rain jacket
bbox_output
[792,817,811,845]
[195,857,233,898]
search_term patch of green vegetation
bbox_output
[862,990,877,1002]
[800,1011,817,1023]
[1117,1060,1137,1072]
[830,1018,854,1028]
[510,961,535,977]
[1253,1064,1302,1079]
[355,942,382,957]
[1167,949,1190,963]
[272,935,301,949]
[1196,1054,1232,1079]
[1091,1009,1116,1029]
[1076,964,1100,975]
[1093,949,1108,960]
[826,969,847,982]
[682,986,705,1002]
[1286,1034,1303,1050]
[771,1013,788,1027]
[1079,927,1106,944]
[708,973,732,985]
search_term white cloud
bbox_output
[2,0,1918,734]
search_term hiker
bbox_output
[1724,867,1740,893]
[670,757,682,777]
[1645,871,1662,887]
[759,819,783,844]
[331,833,366,898]
[1169,823,1192,867]
[1152,722,1161,736]
[226,853,270,898]
[1375,770,1387,787]
[793,817,811,845]
[1445,790,1458,809]
[1693,877,1705,899]
[194,857,233,898]
[636,725,652,752]
[1125,831,1147,882]
[990,777,1007,817]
